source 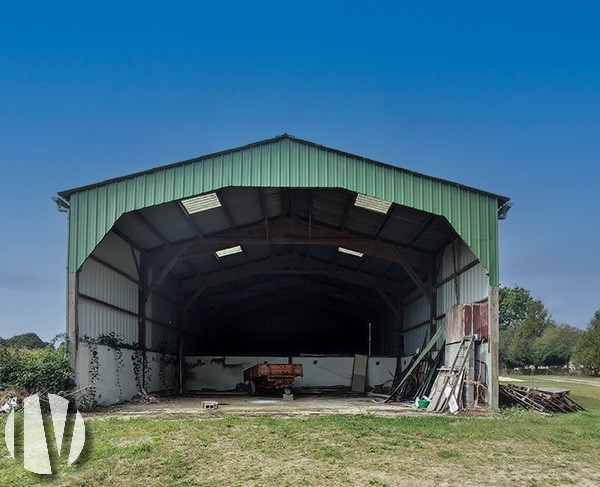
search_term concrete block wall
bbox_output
[76,342,177,406]
[185,356,397,392]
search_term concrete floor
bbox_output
[99,392,426,418]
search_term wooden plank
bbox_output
[384,324,447,403]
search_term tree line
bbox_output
[500,285,599,375]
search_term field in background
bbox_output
[1,375,599,487]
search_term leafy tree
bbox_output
[533,324,581,367]
[499,286,580,368]
[507,299,553,367]
[499,286,533,332]
[499,286,534,367]
[3,332,48,349]
[572,310,600,376]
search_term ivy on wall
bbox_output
[79,334,177,407]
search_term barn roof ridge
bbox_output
[58,134,509,204]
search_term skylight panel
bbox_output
[338,247,364,258]
[215,245,243,258]
[354,193,392,214]
[181,192,221,214]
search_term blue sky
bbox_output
[1,1,599,341]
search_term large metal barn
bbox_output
[56,135,510,408]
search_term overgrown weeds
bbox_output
[0,344,74,401]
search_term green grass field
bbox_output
[1,375,599,487]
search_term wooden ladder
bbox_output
[428,335,475,412]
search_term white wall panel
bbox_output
[78,299,138,344]
[436,239,489,316]
[184,356,396,391]
[438,240,477,282]
[93,231,139,279]
[75,343,177,406]
[79,258,138,313]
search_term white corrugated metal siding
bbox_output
[436,240,488,313]
[92,232,139,279]
[79,259,138,314]
[77,233,139,345]
[401,238,490,355]
[78,300,138,344]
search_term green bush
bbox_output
[573,310,600,376]
[0,344,74,397]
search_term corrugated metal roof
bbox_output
[59,135,508,284]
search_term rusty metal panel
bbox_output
[243,363,303,380]
[446,305,464,344]
[437,264,488,315]
[446,303,489,344]
[60,136,507,285]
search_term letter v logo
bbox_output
[4,393,86,474]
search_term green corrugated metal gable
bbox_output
[60,135,507,284]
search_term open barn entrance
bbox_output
[61,135,507,408]
[99,186,460,394]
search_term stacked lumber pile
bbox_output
[499,384,584,414]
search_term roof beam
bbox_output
[217,189,237,230]
[258,188,270,240]
[135,210,171,246]
[181,253,400,293]
[201,275,380,309]
[205,273,379,310]
[207,293,371,323]
[144,242,192,300]
[371,204,395,239]
[135,208,198,278]
[181,254,400,312]
[147,217,430,264]
[392,246,431,301]
[339,192,356,231]
[176,201,205,239]
[204,287,370,318]
[368,277,401,319]
[407,215,436,247]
